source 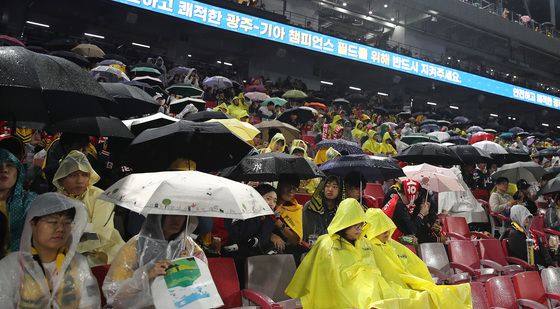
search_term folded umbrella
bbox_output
[203,76,233,89]
[277,107,314,125]
[206,118,260,142]
[320,154,404,181]
[491,161,545,183]
[166,84,204,98]
[223,152,324,182]
[472,141,507,155]
[49,116,134,139]
[394,143,463,166]
[100,82,160,119]
[244,92,270,102]
[122,113,179,136]
[254,119,300,144]
[71,43,105,59]
[184,111,231,122]
[129,120,254,172]
[282,89,307,100]
[316,139,363,155]
[100,171,273,219]
[0,46,115,123]
[400,133,439,145]
[261,97,287,107]
[449,145,493,164]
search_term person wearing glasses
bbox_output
[0,192,100,308]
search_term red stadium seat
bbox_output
[476,238,527,274]
[470,282,490,309]
[91,264,110,307]
[486,276,518,309]
[208,258,243,308]
[479,199,511,239]
[512,271,560,308]
[364,183,384,202]
[442,216,491,241]
[447,240,498,282]
[417,242,470,284]
[362,195,379,208]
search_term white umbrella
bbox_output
[244,92,270,102]
[428,131,450,142]
[401,163,463,192]
[122,113,179,135]
[202,76,233,89]
[99,171,273,219]
[402,163,457,179]
[472,141,508,155]
[491,161,546,183]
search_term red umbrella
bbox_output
[468,132,496,144]
[305,102,327,111]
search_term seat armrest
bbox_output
[426,266,449,280]
[449,262,476,276]
[547,293,560,301]
[445,232,468,240]
[241,289,276,309]
[516,299,549,309]
[505,256,537,270]
[544,228,560,237]
[471,231,491,239]
[490,212,511,222]
[480,259,504,271]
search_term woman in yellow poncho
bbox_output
[261,133,286,153]
[352,120,366,141]
[362,129,381,154]
[53,150,124,265]
[365,208,473,309]
[227,93,248,119]
[286,198,430,309]
[379,132,398,156]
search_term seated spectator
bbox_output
[489,177,517,216]
[378,132,397,156]
[222,184,276,255]
[261,133,286,153]
[544,194,560,231]
[382,179,436,243]
[351,120,366,141]
[103,214,206,308]
[362,130,380,155]
[258,101,275,119]
[0,149,36,257]
[513,179,537,214]
[302,175,343,245]
[273,176,305,255]
[507,205,557,268]
[365,208,472,308]
[53,150,124,265]
[0,192,100,308]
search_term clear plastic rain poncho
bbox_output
[286,198,429,309]
[365,208,472,309]
[103,214,206,309]
[0,192,101,309]
[53,150,124,264]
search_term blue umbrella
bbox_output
[320,154,404,181]
[536,148,559,158]
[447,136,468,145]
[453,116,469,124]
[499,132,514,139]
[420,123,440,132]
[509,127,524,134]
[316,139,363,155]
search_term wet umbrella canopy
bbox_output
[320,154,404,181]
[316,139,363,154]
[129,120,254,172]
[449,145,493,164]
[183,111,231,122]
[395,143,463,166]
[0,46,115,123]
[48,116,134,139]
[277,107,314,125]
[222,152,324,182]
[100,82,160,119]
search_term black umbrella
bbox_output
[123,113,179,136]
[277,107,314,125]
[100,83,160,119]
[449,145,493,164]
[536,148,559,158]
[183,111,231,122]
[320,154,404,181]
[543,167,560,181]
[50,50,90,68]
[373,107,389,115]
[122,80,157,97]
[169,97,206,114]
[48,116,134,139]
[129,120,254,172]
[491,148,531,165]
[222,152,324,182]
[539,177,560,195]
[447,136,468,145]
[316,139,363,155]
[395,143,463,166]
[0,46,115,123]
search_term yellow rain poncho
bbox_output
[277,199,304,241]
[227,94,248,119]
[313,146,340,165]
[261,133,286,153]
[379,132,397,155]
[286,198,427,309]
[362,130,381,154]
[352,120,366,140]
[365,208,472,309]
[213,103,229,113]
[53,151,124,264]
[290,139,309,159]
